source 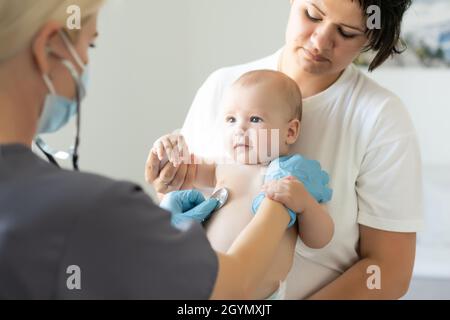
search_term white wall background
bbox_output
[43,0,450,194]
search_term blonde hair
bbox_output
[233,70,303,122]
[0,0,104,62]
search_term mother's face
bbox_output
[285,0,369,75]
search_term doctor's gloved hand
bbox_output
[159,189,219,226]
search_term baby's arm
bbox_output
[192,156,217,189]
[261,176,334,249]
[152,133,216,189]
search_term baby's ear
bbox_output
[286,119,301,145]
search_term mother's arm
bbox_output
[307,225,416,299]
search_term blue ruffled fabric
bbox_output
[252,154,333,228]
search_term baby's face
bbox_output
[220,84,294,165]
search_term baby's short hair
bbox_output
[232,70,302,122]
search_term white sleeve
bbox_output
[181,70,227,159]
[356,97,424,232]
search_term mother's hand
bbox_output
[145,149,197,196]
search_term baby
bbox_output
[153,70,334,299]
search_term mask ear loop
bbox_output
[58,30,86,71]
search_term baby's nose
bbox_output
[233,126,247,136]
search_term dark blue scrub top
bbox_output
[0,144,218,299]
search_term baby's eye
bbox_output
[250,116,263,123]
[225,116,236,123]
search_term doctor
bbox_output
[0,0,293,299]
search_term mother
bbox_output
[146,0,423,299]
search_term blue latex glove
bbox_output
[160,189,219,226]
[252,154,333,228]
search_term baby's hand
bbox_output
[152,133,190,167]
[261,176,314,214]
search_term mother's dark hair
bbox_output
[356,0,412,71]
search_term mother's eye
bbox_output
[305,9,321,22]
[338,28,357,39]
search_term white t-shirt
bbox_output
[181,49,424,299]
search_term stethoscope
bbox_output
[210,187,229,211]
[201,187,229,226]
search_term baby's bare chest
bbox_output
[215,164,266,201]
[204,164,267,252]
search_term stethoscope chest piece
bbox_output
[209,187,229,211]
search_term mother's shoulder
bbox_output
[349,65,408,116]
[352,66,402,105]
[349,66,415,134]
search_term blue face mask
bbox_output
[37,68,89,134]
[36,31,89,134]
